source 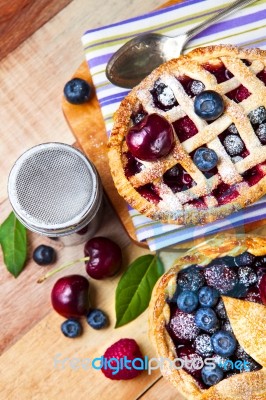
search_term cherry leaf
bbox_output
[115,254,164,328]
[0,211,27,277]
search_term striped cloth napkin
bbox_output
[82,0,266,251]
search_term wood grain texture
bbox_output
[0,0,72,60]
[0,0,163,204]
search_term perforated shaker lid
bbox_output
[8,143,102,236]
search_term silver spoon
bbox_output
[106,0,257,88]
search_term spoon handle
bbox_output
[185,0,257,42]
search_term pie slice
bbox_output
[149,235,266,400]
[108,45,266,225]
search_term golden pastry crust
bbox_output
[108,45,266,225]
[148,234,266,400]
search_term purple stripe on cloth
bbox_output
[100,91,129,103]
[84,7,223,51]
[88,53,113,68]
[83,0,205,35]
[193,9,266,40]
[100,95,128,107]
[86,9,266,68]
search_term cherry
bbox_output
[126,113,175,161]
[84,237,122,279]
[137,183,162,204]
[259,274,266,305]
[51,275,90,318]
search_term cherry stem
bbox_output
[37,256,90,284]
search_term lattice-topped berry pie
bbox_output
[108,46,266,225]
[149,235,266,400]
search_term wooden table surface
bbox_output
[0,1,186,399]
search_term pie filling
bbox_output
[165,252,266,388]
[126,62,266,209]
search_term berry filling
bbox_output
[167,252,265,387]
[163,164,195,193]
[150,80,178,111]
[179,75,205,97]
[203,62,233,84]
[137,183,162,204]
[226,85,251,103]
[219,128,249,159]
[257,68,266,85]
[124,152,143,178]
[211,182,239,206]
[187,199,208,210]
[173,116,198,142]
[130,106,147,125]
[242,164,265,187]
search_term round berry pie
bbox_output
[149,235,266,400]
[108,45,266,225]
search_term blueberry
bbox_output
[223,135,244,156]
[256,123,266,144]
[33,244,56,265]
[238,266,257,287]
[213,354,234,371]
[194,334,213,357]
[234,252,255,267]
[248,106,266,124]
[228,123,238,134]
[177,266,205,291]
[195,307,218,332]
[226,282,249,298]
[215,299,227,319]
[194,90,224,121]
[201,364,224,386]
[64,78,91,104]
[132,112,146,125]
[211,331,236,357]
[198,286,219,307]
[151,80,177,111]
[193,148,218,171]
[231,156,243,164]
[86,309,108,330]
[189,80,205,95]
[61,319,82,338]
[177,290,198,313]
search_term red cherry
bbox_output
[51,275,90,318]
[259,274,266,304]
[126,113,175,161]
[84,237,122,280]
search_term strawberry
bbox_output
[101,338,144,380]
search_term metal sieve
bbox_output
[8,143,103,242]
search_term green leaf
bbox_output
[0,212,27,277]
[115,254,164,328]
